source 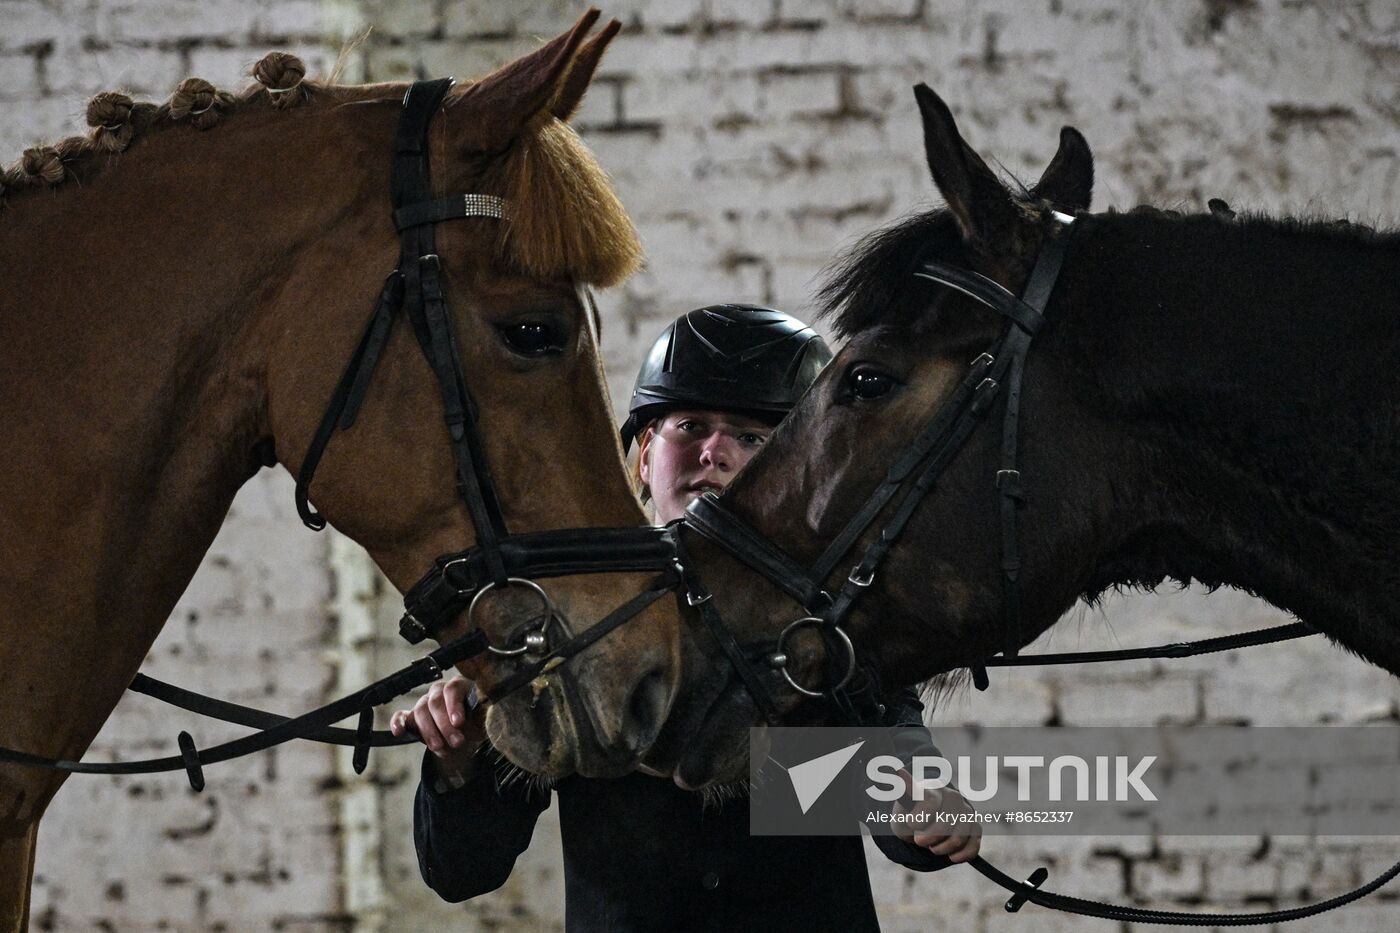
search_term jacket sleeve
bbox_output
[414,745,551,901]
[870,686,955,873]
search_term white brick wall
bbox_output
[9,0,1400,929]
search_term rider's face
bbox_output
[639,409,774,524]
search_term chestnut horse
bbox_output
[0,11,680,928]
[638,84,1400,788]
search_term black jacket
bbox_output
[414,689,947,932]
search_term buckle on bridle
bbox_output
[439,555,480,596]
[848,566,875,587]
[996,469,1023,499]
[420,654,444,680]
[971,377,1001,414]
[399,612,429,644]
[419,253,441,270]
[686,590,713,607]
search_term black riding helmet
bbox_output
[620,303,833,452]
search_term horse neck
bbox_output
[0,106,393,732]
[1062,213,1400,662]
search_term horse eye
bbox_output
[848,366,897,401]
[499,322,564,357]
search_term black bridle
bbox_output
[677,209,1400,924]
[0,77,677,784]
[680,211,1078,720]
[292,77,678,653]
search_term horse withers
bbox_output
[634,83,1400,789]
[0,10,679,928]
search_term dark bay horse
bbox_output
[0,11,680,927]
[639,83,1400,788]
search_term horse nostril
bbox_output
[624,668,671,754]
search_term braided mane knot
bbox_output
[252,52,308,109]
[20,146,65,186]
[86,92,136,152]
[170,78,229,129]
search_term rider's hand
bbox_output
[390,677,487,785]
[891,770,983,863]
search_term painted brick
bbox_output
[1203,852,1282,900]
[97,0,260,42]
[184,46,264,89]
[363,0,440,38]
[442,0,528,38]
[1058,677,1199,727]
[1132,853,1205,899]
[706,0,775,28]
[639,0,706,30]
[844,0,923,23]
[760,66,844,117]
[45,40,187,97]
[0,51,42,102]
[257,0,328,40]
[0,0,92,51]
[624,69,760,126]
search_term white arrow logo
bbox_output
[781,740,866,814]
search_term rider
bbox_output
[391,304,978,931]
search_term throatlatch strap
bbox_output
[341,273,404,430]
[295,273,405,530]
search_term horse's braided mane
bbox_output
[818,200,1395,340]
[0,51,641,289]
[0,52,320,199]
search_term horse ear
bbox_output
[454,8,603,142]
[1031,126,1094,212]
[913,83,1018,249]
[551,18,622,122]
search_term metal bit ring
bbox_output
[469,578,557,657]
[772,617,857,698]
